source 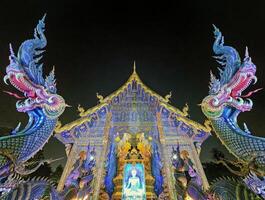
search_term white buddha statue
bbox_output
[123,168,144,200]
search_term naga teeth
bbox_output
[246,98,253,107]
[16,100,22,108]
[3,75,9,85]
[252,76,258,84]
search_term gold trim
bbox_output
[161,102,211,133]
[55,103,107,133]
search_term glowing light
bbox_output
[122,163,146,199]
[89,155,94,161]
[172,154,178,160]
[185,195,193,200]
[71,194,89,200]
[115,136,121,142]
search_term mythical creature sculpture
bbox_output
[0,15,66,181]
[0,176,60,200]
[201,25,265,170]
[171,145,208,200]
[1,147,95,200]
[64,146,96,199]
[201,25,265,198]
[210,177,262,200]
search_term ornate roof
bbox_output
[55,63,211,142]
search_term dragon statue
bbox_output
[1,146,95,200]
[63,145,96,199]
[0,175,60,200]
[171,144,262,199]
[201,25,265,198]
[0,14,66,185]
[209,176,262,200]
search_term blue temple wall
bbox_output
[109,81,160,139]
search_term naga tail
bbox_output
[0,177,60,200]
[210,177,262,200]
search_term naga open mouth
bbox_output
[210,60,261,113]
[224,62,261,112]
[4,69,63,114]
[4,71,39,97]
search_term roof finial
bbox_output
[133,60,136,73]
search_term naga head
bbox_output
[201,25,259,119]
[3,15,66,119]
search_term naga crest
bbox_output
[201,25,258,119]
[3,15,66,119]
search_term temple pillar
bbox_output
[163,135,209,192]
[188,139,209,189]
[57,143,78,192]
[156,112,178,200]
[93,112,112,200]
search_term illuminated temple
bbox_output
[55,64,212,199]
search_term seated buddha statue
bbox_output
[123,168,144,200]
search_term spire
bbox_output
[133,60,136,74]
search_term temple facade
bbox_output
[55,64,211,199]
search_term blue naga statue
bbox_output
[0,15,67,198]
[201,25,265,198]
[1,146,96,200]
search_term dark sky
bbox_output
[0,0,265,167]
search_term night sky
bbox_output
[0,1,265,168]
